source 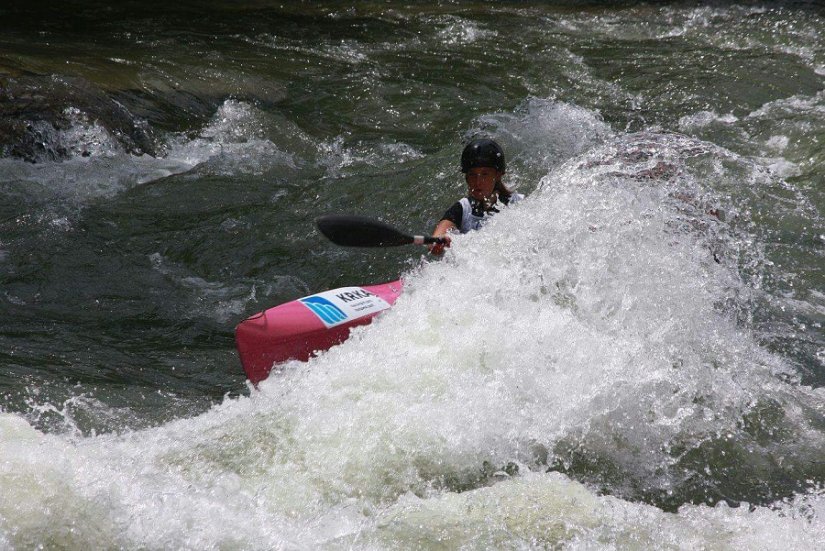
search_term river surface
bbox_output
[1,1,824,548]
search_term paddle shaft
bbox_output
[316,214,448,248]
[412,235,446,245]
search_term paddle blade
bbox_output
[316,215,414,247]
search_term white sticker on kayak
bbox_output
[299,286,391,328]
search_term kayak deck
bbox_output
[235,280,403,383]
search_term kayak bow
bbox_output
[236,280,403,383]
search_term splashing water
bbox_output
[3,127,824,548]
[2,2,824,548]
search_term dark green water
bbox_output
[1,2,824,548]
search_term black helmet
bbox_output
[460,138,505,173]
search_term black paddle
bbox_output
[316,214,448,247]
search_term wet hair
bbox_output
[495,178,513,201]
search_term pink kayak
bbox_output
[236,280,403,383]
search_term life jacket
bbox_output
[457,193,523,233]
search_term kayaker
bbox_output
[429,138,523,255]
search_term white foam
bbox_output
[348,472,825,549]
[766,135,790,151]
[678,110,739,130]
[747,90,825,120]
[317,136,424,177]
[4,128,824,547]
[760,157,802,179]
[0,100,295,202]
[430,15,497,46]
[475,98,612,182]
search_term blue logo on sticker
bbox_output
[300,296,348,325]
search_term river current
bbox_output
[1,2,824,548]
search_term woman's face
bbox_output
[465,167,500,200]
